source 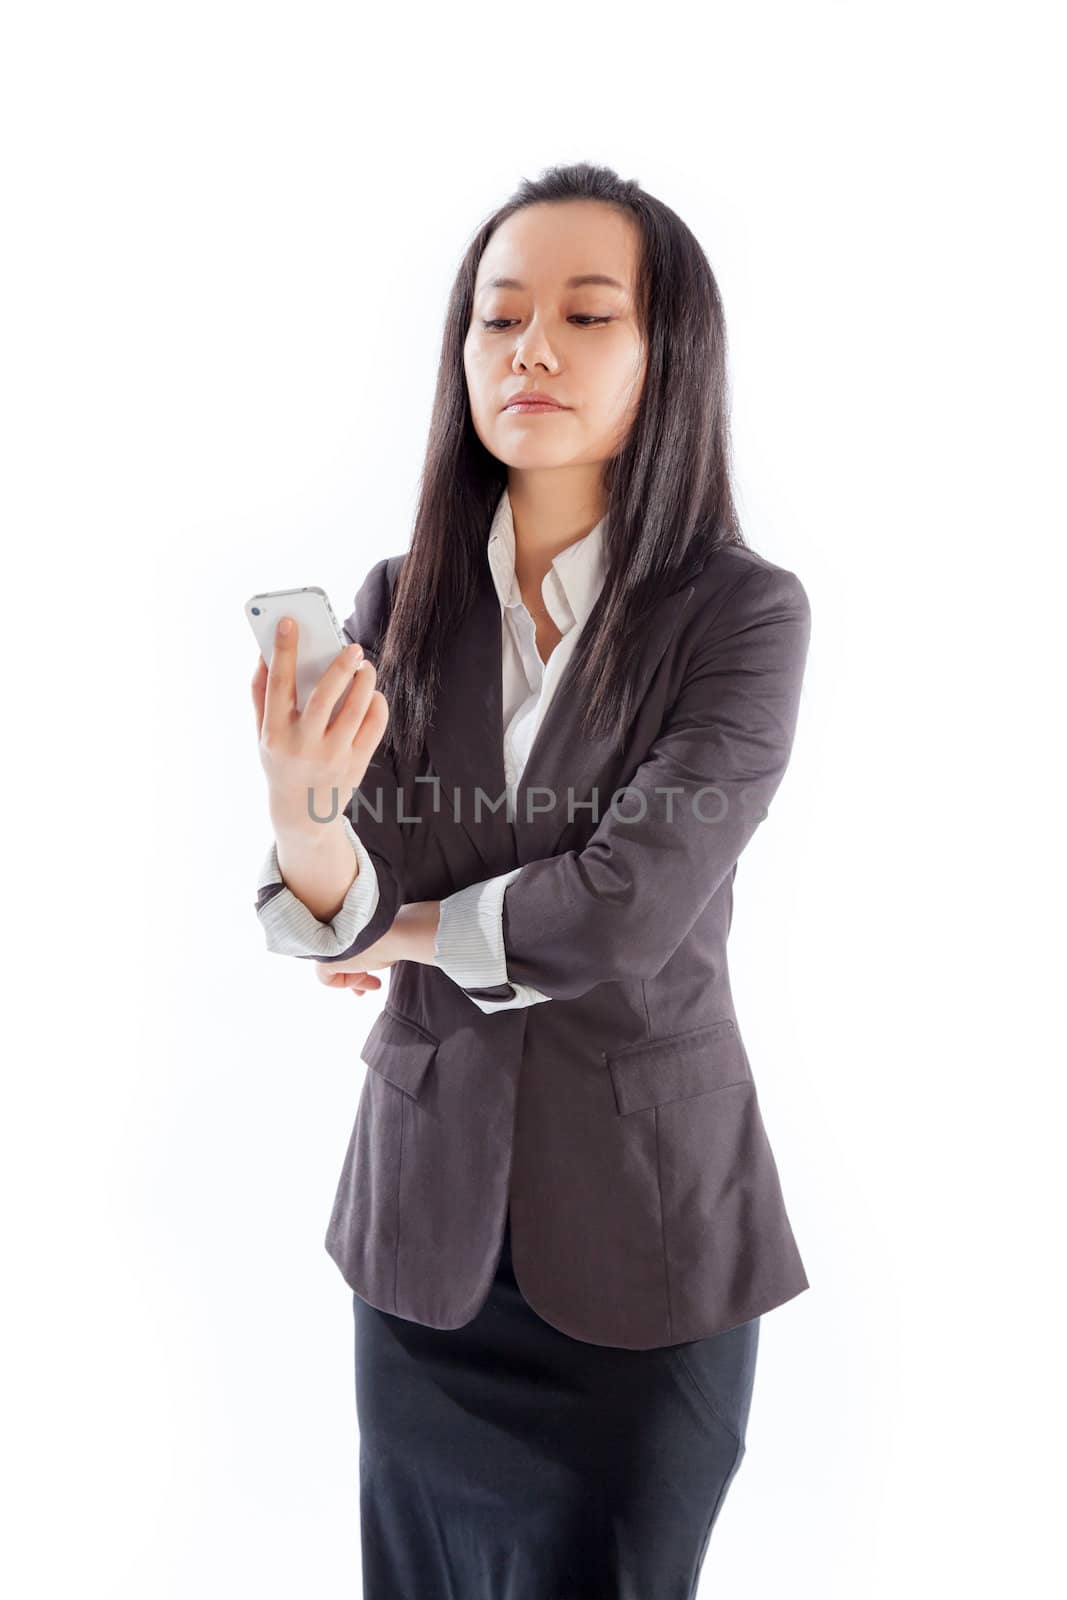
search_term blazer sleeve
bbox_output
[252,555,410,965]
[483,561,812,1005]
[255,813,382,958]
[433,867,553,1013]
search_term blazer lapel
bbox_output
[424,557,517,875]
[424,550,700,875]
[513,577,698,865]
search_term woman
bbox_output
[251,162,812,1599]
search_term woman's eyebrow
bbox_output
[478,273,628,293]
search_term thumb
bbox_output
[251,656,268,737]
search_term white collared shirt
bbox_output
[255,485,608,1013]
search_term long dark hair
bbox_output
[376,160,748,767]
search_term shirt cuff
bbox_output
[434,868,552,1014]
[255,813,380,958]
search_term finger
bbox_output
[348,686,390,771]
[316,966,381,991]
[315,960,377,984]
[320,663,386,764]
[349,973,382,993]
[251,655,268,737]
[263,617,298,735]
[327,661,386,756]
[303,641,370,738]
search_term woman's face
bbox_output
[464,200,647,473]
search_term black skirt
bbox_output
[353,1206,760,1599]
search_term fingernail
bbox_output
[278,617,292,636]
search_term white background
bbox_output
[3,2,1063,1595]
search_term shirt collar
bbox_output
[486,485,608,633]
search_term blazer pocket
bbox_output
[606,1019,752,1116]
[359,1004,439,1101]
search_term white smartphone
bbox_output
[245,584,359,722]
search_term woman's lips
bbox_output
[503,400,569,413]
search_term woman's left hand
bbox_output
[315,962,387,995]
[315,900,441,996]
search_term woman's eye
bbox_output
[479,316,613,330]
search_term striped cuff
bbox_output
[433,868,552,1014]
[255,814,380,958]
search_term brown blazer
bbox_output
[281,540,812,1349]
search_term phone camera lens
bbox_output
[251,606,261,616]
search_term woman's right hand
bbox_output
[250,616,391,839]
